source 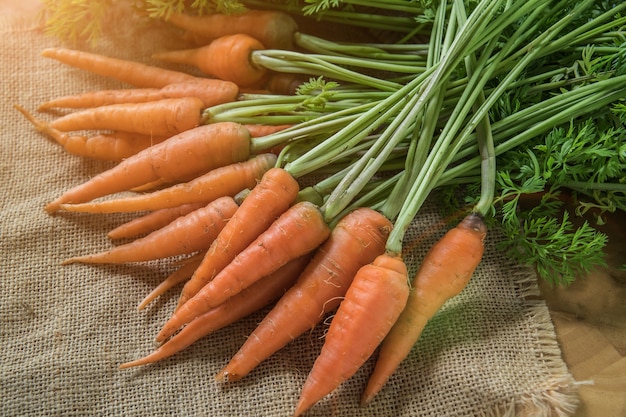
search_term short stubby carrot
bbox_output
[45,122,251,212]
[166,9,299,50]
[121,255,311,368]
[38,78,239,110]
[156,201,331,343]
[294,253,410,416]
[41,47,198,88]
[62,196,238,265]
[216,207,392,382]
[49,97,204,137]
[361,213,488,405]
[58,154,277,214]
[177,166,300,309]
[152,34,267,88]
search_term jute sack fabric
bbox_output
[1,12,580,417]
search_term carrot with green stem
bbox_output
[58,153,277,214]
[216,207,392,382]
[62,196,238,265]
[157,200,331,343]
[121,255,311,368]
[45,121,251,212]
[176,166,300,309]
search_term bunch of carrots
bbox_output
[19,0,626,415]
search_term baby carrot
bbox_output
[38,78,239,110]
[156,201,331,343]
[62,196,238,265]
[294,253,410,416]
[152,34,267,88]
[58,153,276,214]
[361,213,487,405]
[166,9,299,49]
[49,97,204,137]
[41,47,197,88]
[176,166,300,309]
[121,255,310,368]
[216,207,392,382]
[45,122,251,212]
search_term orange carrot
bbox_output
[58,153,276,214]
[294,253,410,416]
[361,213,487,405]
[38,79,239,110]
[45,122,251,212]
[48,97,204,137]
[15,104,168,161]
[62,196,238,265]
[243,124,293,138]
[166,10,298,50]
[121,255,311,368]
[137,250,207,310]
[152,34,267,88]
[216,207,392,382]
[156,201,331,343]
[41,47,197,88]
[107,202,208,240]
[176,166,299,308]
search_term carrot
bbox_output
[15,104,169,161]
[107,202,208,240]
[216,207,392,383]
[152,34,267,88]
[58,153,277,214]
[265,73,307,95]
[41,47,197,88]
[156,201,331,343]
[62,196,238,265]
[176,166,300,309]
[38,79,239,110]
[293,253,410,416]
[361,213,488,405]
[243,124,293,138]
[166,10,298,50]
[121,255,311,368]
[48,97,204,137]
[137,250,207,310]
[45,122,251,212]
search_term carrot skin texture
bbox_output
[157,201,331,343]
[294,253,410,416]
[41,47,197,88]
[244,124,293,138]
[58,153,276,214]
[361,213,487,405]
[49,97,204,137]
[45,122,251,212]
[152,34,267,88]
[216,207,392,382]
[62,197,238,265]
[121,255,310,368]
[177,166,300,309]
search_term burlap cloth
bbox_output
[1,11,582,417]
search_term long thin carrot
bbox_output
[152,34,267,88]
[62,196,238,265]
[293,253,410,416]
[41,47,197,88]
[121,254,311,368]
[166,10,298,50]
[58,153,276,214]
[107,202,208,240]
[48,97,204,137]
[361,213,488,405]
[176,166,300,309]
[45,122,251,212]
[15,104,169,161]
[216,207,392,382]
[38,78,239,110]
[156,201,331,343]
